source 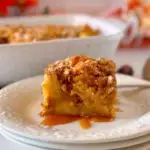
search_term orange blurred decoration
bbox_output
[143,4,150,14]
[128,0,141,10]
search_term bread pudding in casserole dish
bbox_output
[0,24,100,44]
[41,55,117,128]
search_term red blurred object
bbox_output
[107,8,124,17]
[3,0,15,5]
[17,0,38,6]
[25,0,38,6]
[17,0,39,13]
[128,0,141,10]
[0,5,8,16]
[0,0,38,16]
[0,0,16,15]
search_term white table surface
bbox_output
[0,49,150,150]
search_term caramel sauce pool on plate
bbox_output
[42,115,114,129]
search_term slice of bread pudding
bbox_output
[41,55,117,119]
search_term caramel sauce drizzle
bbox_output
[41,115,115,129]
[42,115,79,126]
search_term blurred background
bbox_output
[0,0,149,79]
[0,0,149,48]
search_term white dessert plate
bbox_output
[0,133,150,150]
[0,74,150,144]
[1,128,150,150]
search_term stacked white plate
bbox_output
[0,74,150,150]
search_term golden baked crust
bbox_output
[41,55,117,118]
[0,24,100,44]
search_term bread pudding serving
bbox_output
[41,55,117,128]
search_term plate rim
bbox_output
[0,74,150,144]
[1,128,150,150]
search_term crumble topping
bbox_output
[45,55,116,98]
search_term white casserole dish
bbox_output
[0,14,126,86]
